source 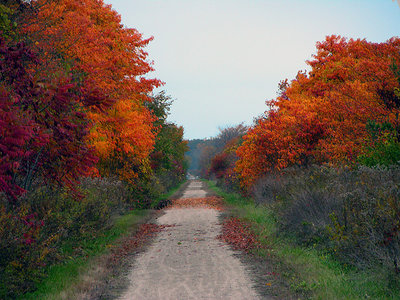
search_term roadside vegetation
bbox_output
[0,1,188,299]
[193,36,400,299]
[20,181,185,300]
[20,207,149,300]
[208,180,400,299]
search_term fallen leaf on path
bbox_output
[218,217,263,253]
[169,196,224,209]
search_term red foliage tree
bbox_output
[0,37,96,202]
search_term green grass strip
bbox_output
[206,180,400,300]
[20,209,148,300]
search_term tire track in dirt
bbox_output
[118,180,264,300]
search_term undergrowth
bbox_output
[19,210,149,300]
[207,180,400,300]
[11,180,186,300]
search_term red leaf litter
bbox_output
[218,217,261,253]
[107,223,173,266]
[170,196,224,210]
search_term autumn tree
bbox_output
[0,0,169,198]
[16,0,161,183]
[191,125,248,179]
[236,35,400,188]
[0,34,98,202]
[190,124,246,184]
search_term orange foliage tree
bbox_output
[236,35,400,188]
[21,0,162,182]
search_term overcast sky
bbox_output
[107,0,400,140]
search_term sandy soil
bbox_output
[118,180,262,300]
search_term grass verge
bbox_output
[20,209,149,300]
[206,180,400,300]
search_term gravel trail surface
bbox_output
[118,180,262,300]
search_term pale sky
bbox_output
[106,0,400,140]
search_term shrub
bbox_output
[0,177,131,299]
[328,166,400,272]
[252,165,400,274]
[0,201,57,298]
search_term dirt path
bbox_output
[118,180,263,300]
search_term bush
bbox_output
[0,177,130,299]
[0,170,187,299]
[329,166,400,272]
[253,167,340,246]
[252,165,400,274]
[0,201,57,298]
